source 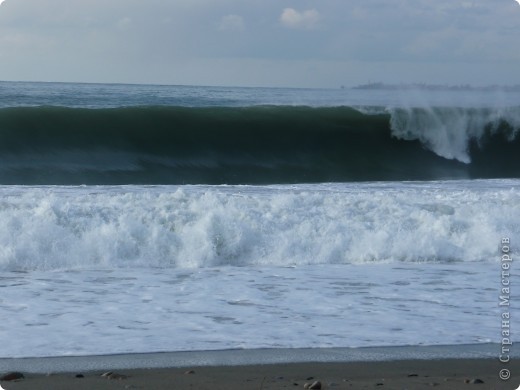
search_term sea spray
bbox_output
[388,106,520,163]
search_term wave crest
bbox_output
[388,106,520,163]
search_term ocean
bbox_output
[0,81,518,358]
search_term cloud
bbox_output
[280,8,320,29]
[219,14,245,32]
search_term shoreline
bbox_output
[0,344,508,374]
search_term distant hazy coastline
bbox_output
[352,82,520,92]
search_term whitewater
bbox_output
[0,81,519,358]
[0,181,517,270]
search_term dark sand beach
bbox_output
[1,359,519,389]
[1,346,518,390]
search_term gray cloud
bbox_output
[280,8,320,29]
[0,0,518,87]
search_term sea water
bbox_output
[0,82,519,358]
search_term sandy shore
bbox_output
[1,358,518,389]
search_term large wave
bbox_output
[0,105,518,184]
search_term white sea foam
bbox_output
[0,263,506,357]
[387,106,520,163]
[0,181,517,358]
[0,181,518,271]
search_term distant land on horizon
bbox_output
[351,82,520,92]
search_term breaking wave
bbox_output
[0,182,518,271]
[0,105,518,184]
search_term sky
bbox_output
[0,0,519,88]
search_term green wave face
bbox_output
[0,105,518,184]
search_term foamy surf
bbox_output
[0,262,504,357]
[0,181,517,271]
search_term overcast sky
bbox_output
[0,0,519,87]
